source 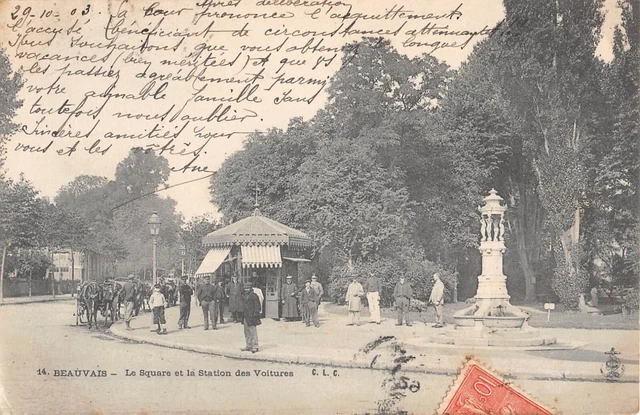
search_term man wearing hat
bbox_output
[300,279,320,327]
[393,273,413,326]
[196,276,216,330]
[241,282,261,353]
[177,275,193,329]
[428,273,445,328]
[346,276,365,326]
[281,275,298,321]
[310,273,324,306]
[227,273,244,323]
[121,274,137,330]
[364,272,382,324]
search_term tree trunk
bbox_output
[559,207,582,269]
[514,178,539,303]
[516,222,537,302]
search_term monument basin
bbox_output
[452,315,476,327]
[483,316,526,328]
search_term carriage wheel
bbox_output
[75,299,79,326]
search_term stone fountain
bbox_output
[430,189,556,347]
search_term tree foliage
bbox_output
[51,151,183,278]
[0,47,23,168]
[212,38,479,302]
[180,214,219,274]
[115,150,170,197]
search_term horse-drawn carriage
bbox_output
[75,280,126,328]
[75,278,154,328]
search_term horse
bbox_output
[163,280,177,307]
[134,281,152,315]
[101,280,123,325]
[79,282,103,329]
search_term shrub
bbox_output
[551,263,589,309]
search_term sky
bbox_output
[1,0,620,222]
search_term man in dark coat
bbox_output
[121,274,137,330]
[218,277,228,324]
[241,283,261,353]
[227,274,244,323]
[178,275,193,329]
[196,276,216,330]
[281,275,298,321]
[210,278,226,329]
[299,280,320,327]
[393,274,413,326]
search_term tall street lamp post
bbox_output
[148,211,161,285]
[180,244,186,277]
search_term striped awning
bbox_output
[195,247,231,275]
[241,245,282,268]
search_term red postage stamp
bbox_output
[438,359,555,415]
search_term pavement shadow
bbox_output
[527,348,638,364]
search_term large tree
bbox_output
[54,152,183,278]
[211,117,318,227]
[438,35,550,301]
[587,0,639,303]
[499,0,605,308]
[115,150,170,197]
[0,47,23,169]
[212,38,476,302]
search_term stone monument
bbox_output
[430,189,556,347]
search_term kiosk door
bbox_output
[265,273,281,319]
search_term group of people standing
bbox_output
[281,273,324,327]
[345,272,446,327]
[190,274,249,330]
[118,270,446,353]
[119,273,263,353]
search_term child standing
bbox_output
[149,284,168,335]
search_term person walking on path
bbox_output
[310,273,324,306]
[429,273,445,328]
[227,274,244,323]
[178,275,193,329]
[364,272,382,324]
[346,277,365,326]
[196,276,216,330]
[241,282,261,353]
[121,274,137,330]
[300,280,320,327]
[393,274,413,326]
[281,275,299,321]
[149,284,168,335]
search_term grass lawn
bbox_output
[323,301,639,330]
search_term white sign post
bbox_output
[544,303,556,322]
